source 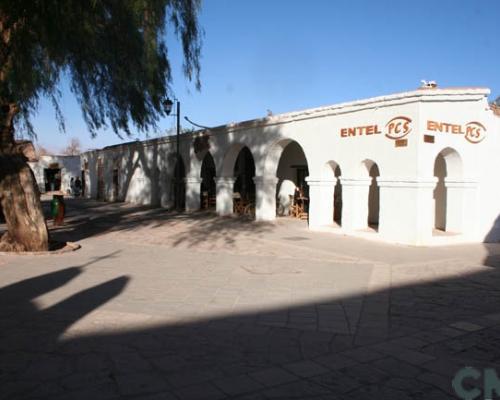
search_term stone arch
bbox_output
[361,159,380,230]
[323,161,343,226]
[200,151,216,209]
[437,147,463,179]
[96,156,105,200]
[220,143,247,178]
[111,156,121,201]
[172,155,186,210]
[263,138,310,178]
[433,147,463,233]
[270,139,310,218]
[233,146,256,205]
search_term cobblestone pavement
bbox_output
[1,199,500,399]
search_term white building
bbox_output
[29,155,81,194]
[81,86,500,246]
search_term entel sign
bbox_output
[339,117,486,144]
[339,116,412,140]
[427,120,486,143]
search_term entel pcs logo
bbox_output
[465,121,487,144]
[385,116,412,140]
[426,120,487,144]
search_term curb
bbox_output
[0,241,81,256]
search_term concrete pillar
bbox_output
[215,177,235,216]
[185,177,202,211]
[340,178,371,231]
[377,178,437,245]
[253,176,278,221]
[159,170,169,208]
[306,177,336,228]
[444,179,478,236]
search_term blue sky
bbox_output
[31,0,500,152]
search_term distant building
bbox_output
[81,86,500,246]
[29,155,81,194]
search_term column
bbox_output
[306,177,336,228]
[340,178,371,231]
[253,176,278,221]
[215,177,235,216]
[444,179,478,236]
[160,175,174,209]
[376,178,437,245]
[185,177,202,211]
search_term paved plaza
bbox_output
[2,199,500,399]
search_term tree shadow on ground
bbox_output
[41,198,275,249]
[2,235,500,399]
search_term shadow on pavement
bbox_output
[1,237,500,399]
[43,198,274,249]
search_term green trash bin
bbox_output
[51,195,59,219]
[51,194,65,225]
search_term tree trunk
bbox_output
[0,104,49,252]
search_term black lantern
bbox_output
[163,98,174,116]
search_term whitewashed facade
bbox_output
[29,155,81,194]
[81,87,500,245]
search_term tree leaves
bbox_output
[0,0,202,138]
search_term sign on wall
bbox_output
[426,120,486,143]
[340,116,413,146]
[339,116,487,144]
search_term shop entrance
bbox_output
[200,152,216,210]
[233,147,255,217]
[275,141,309,219]
[44,164,61,192]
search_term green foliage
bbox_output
[0,0,202,137]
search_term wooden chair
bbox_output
[201,191,209,209]
[288,195,299,218]
[208,195,216,209]
[296,197,309,220]
[233,192,246,215]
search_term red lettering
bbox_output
[403,121,410,133]
[466,126,480,138]
[340,128,348,137]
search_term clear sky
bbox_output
[30,0,500,153]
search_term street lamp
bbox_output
[163,97,181,209]
[184,116,211,130]
[163,97,180,161]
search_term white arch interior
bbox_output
[433,147,463,233]
[321,161,342,225]
[220,143,246,177]
[361,159,380,230]
[275,141,309,217]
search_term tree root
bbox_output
[0,231,27,252]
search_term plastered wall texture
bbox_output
[81,87,500,246]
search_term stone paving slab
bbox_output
[1,199,500,399]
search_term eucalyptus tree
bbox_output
[0,0,202,251]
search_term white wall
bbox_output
[82,87,500,245]
[29,155,81,194]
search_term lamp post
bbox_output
[164,97,181,209]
